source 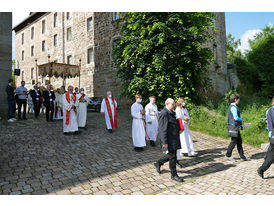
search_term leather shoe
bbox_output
[171,174,184,182]
[176,161,183,168]
[257,168,264,179]
[154,162,161,174]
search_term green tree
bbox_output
[247,26,274,97]
[226,33,242,62]
[113,12,215,106]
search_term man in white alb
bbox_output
[131,94,146,152]
[101,91,118,133]
[76,88,89,129]
[63,85,80,135]
[145,96,159,147]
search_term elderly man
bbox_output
[76,88,89,128]
[30,84,42,118]
[154,98,184,182]
[63,85,79,135]
[101,91,118,133]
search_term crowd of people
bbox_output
[5,78,274,182]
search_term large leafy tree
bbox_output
[112,12,215,106]
[247,26,274,97]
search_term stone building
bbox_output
[13,12,229,104]
[0,12,12,113]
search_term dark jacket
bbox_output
[6,84,15,100]
[158,107,181,150]
[30,89,42,105]
[43,90,55,107]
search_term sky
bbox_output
[12,12,274,59]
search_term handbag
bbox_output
[228,124,239,138]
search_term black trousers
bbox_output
[46,102,54,121]
[7,99,16,119]
[226,131,245,159]
[33,101,41,118]
[17,99,27,119]
[259,143,274,172]
[157,149,177,176]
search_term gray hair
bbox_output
[67,85,73,90]
[165,98,174,105]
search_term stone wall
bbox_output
[0,12,12,113]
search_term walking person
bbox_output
[154,98,184,182]
[5,79,16,122]
[175,97,197,159]
[225,93,250,161]
[145,96,159,147]
[15,81,28,120]
[43,84,55,122]
[257,97,274,179]
[30,84,42,118]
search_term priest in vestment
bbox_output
[145,96,159,147]
[100,91,118,133]
[131,94,146,152]
[76,88,89,128]
[63,85,80,135]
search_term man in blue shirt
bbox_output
[15,81,28,120]
[257,97,274,179]
[225,93,249,162]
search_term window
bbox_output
[54,34,58,47]
[31,68,34,79]
[66,12,71,20]
[22,71,24,81]
[113,12,120,21]
[42,40,46,52]
[31,46,34,56]
[32,80,35,85]
[31,27,34,40]
[22,50,24,61]
[67,55,72,64]
[42,20,45,34]
[213,42,217,63]
[67,27,72,41]
[87,17,93,32]
[87,48,94,64]
[21,33,24,45]
[53,13,57,27]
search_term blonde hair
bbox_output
[176,97,185,107]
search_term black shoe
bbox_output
[134,147,142,152]
[18,117,22,120]
[23,117,27,120]
[176,161,183,168]
[74,131,81,135]
[63,132,68,135]
[154,162,161,174]
[150,141,156,147]
[108,129,113,133]
[50,119,54,122]
[46,119,49,122]
[257,168,264,179]
[171,174,184,182]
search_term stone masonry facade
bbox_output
[0,12,12,112]
[14,12,228,104]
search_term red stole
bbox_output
[65,92,76,125]
[79,94,86,102]
[105,97,118,129]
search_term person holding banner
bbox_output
[101,91,118,133]
[76,88,89,128]
[62,85,79,135]
[131,94,146,152]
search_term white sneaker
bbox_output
[12,118,17,121]
[8,119,14,122]
[225,156,236,162]
[188,152,198,157]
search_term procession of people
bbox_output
[5,78,274,182]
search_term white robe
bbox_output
[145,103,159,141]
[54,93,63,120]
[100,97,118,129]
[131,103,146,147]
[62,93,79,133]
[76,93,89,127]
[175,107,195,159]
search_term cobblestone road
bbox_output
[0,109,273,195]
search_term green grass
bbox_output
[188,94,271,147]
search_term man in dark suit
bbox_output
[43,84,56,122]
[154,98,184,182]
[30,84,42,118]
